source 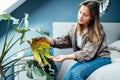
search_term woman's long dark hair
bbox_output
[77,0,102,45]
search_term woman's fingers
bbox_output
[52,55,65,62]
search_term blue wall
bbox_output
[101,0,120,22]
[1,0,120,37]
[11,0,83,36]
[0,0,120,80]
[11,0,120,33]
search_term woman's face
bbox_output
[78,5,92,25]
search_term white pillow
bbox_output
[110,50,120,62]
[86,62,120,80]
[109,40,120,52]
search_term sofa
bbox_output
[53,22,120,80]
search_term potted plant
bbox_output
[26,37,57,80]
[0,12,57,80]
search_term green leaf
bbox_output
[20,32,25,44]
[46,73,54,80]
[23,13,29,29]
[32,60,45,77]
[45,57,57,74]
[26,67,33,79]
[44,57,57,78]
[14,27,28,33]
[26,61,33,79]
[38,52,45,65]
[39,48,53,59]
[14,27,29,44]
[0,13,11,20]
[28,27,50,36]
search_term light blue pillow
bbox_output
[109,40,120,52]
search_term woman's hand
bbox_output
[52,55,67,62]
[52,54,76,62]
[35,37,54,46]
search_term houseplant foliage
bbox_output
[0,12,56,80]
[27,37,57,80]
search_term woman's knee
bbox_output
[70,69,85,80]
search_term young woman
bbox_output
[40,0,111,80]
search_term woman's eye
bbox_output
[84,15,88,17]
[84,14,88,17]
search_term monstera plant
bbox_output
[0,12,56,80]
[26,37,57,80]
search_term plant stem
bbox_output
[7,32,16,49]
[6,69,27,80]
[0,18,24,63]
[0,19,10,63]
[2,47,30,64]
[2,62,26,71]
[0,38,20,63]
[1,57,26,76]
[2,53,29,69]
[7,18,24,48]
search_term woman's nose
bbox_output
[78,14,83,19]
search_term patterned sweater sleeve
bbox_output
[52,31,72,49]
